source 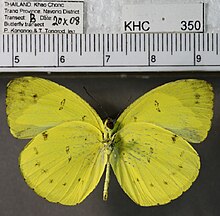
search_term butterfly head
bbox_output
[104,118,114,130]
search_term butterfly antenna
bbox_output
[83,86,109,119]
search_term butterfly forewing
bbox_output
[6,77,104,139]
[114,79,213,143]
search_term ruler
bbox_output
[0,33,220,72]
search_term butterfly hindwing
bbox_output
[114,79,213,143]
[6,77,104,139]
[110,122,200,206]
[19,121,106,205]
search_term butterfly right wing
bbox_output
[114,79,213,143]
[110,122,200,206]
[6,77,104,139]
[19,121,106,205]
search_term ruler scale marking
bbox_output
[93,34,96,52]
[25,34,27,53]
[7,34,9,53]
[98,33,101,52]
[144,34,146,52]
[66,34,68,53]
[171,33,173,55]
[157,33,159,52]
[57,34,59,67]
[89,34,91,52]
[203,33,205,52]
[125,34,128,55]
[212,33,214,52]
[193,33,196,66]
[84,34,87,52]
[75,34,78,53]
[48,34,50,53]
[11,34,14,67]
[2,35,4,53]
[148,33,150,66]
[0,33,220,71]
[80,34,82,56]
[207,33,210,52]
[34,34,37,56]
[71,34,73,52]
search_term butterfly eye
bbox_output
[106,118,114,129]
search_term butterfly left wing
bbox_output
[6,77,104,139]
[19,121,106,205]
[110,122,200,206]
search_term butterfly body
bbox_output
[6,77,213,206]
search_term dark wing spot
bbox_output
[157,108,161,112]
[78,178,81,182]
[150,183,154,187]
[195,93,201,99]
[68,156,72,163]
[147,147,154,163]
[32,94,38,99]
[163,180,168,185]
[82,115,86,121]
[130,138,138,145]
[85,138,87,141]
[41,169,48,174]
[66,146,70,154]
[178,165,183,169]
[33,147,39,155]
[133,116,137,122]
[59,99,66,110]
[42,131,48,141]
[195,93,201,104]
[172,134,178,143]
[155,100,159,106]
[63,182,67,186]
[35,161,41,167]
[136,178,140,182]
[154,100,161,112]
[49,179,54,183]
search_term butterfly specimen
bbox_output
[6,77,213,206]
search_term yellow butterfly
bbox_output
[6,77,213,206]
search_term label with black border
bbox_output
[122,3,205,33]
[1,0,84,33]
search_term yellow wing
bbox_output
[110,122,200,206]
[6,77,104,139]
[19,121,106,205]
[114,79,213,143]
